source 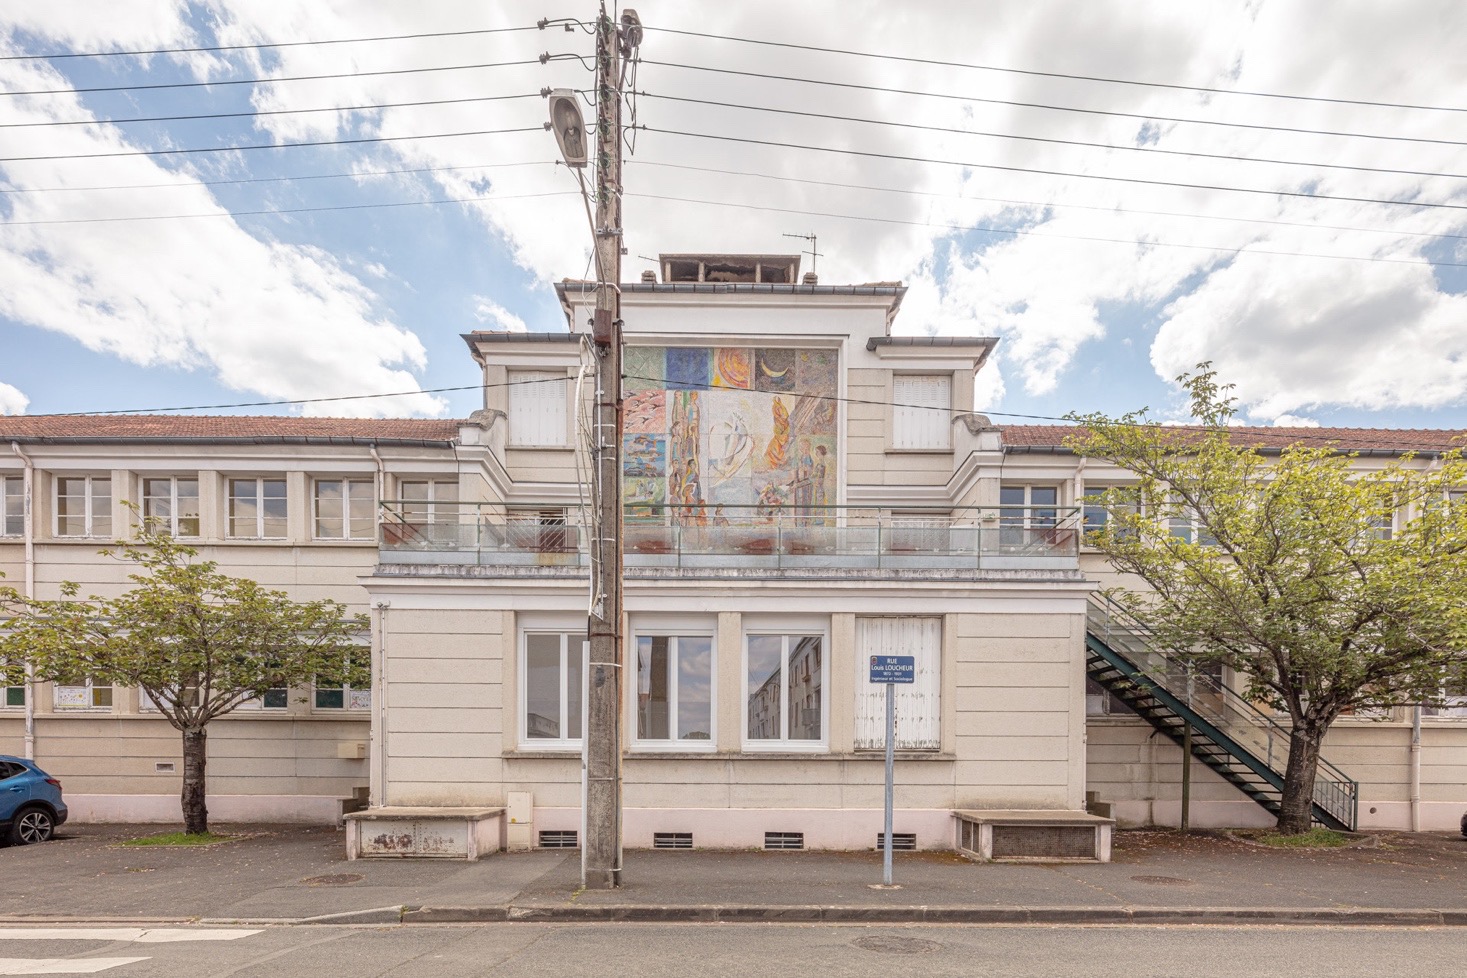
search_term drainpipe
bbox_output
[368,443,386,532]
[372,600,390,808]
[10,442,35,760]
[1410,704,1422,832]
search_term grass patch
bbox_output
[118,831,233,847]
[1250,828,1353,848]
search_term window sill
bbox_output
[884,447,952,455]
[507,444,573,451]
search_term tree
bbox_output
[0,535,368,835]
[1068,368,1467,834]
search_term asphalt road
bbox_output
[0,923,1461,977]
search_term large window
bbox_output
[635,632,714,747]
[2,661,24,708]
[55,475,111,538]
[55,677,112,710]
[142,477,200,537]
[745,630,825,748]
[892,374,952,450]
[2,475,22,537]
[508,370,569,447]
[999,484,1057,548]
[1424,677,1467,719]
[399,480,457,525]
[228,478,287,539]
[854,617,941,749]
[314,478,375,540]
[522,631,587,748]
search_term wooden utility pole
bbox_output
[584,2,625,890]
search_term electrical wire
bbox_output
[1,25,542,61]
[624,160,1467,244]
[0,189,576,227]
[0,56,559,98]
[639,59,1467,148]
[626,191,1467,268]
[644,127,1467,213]
[638,92,1467,183]
[0,91,547,129]
[0,125,544,163]
[648,27,1467,115]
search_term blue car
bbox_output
[0,755,68,845]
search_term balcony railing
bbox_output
[378,502,1081,573]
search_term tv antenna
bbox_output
[782,231,823,277]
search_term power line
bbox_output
[640,59,1467,148]
[624,191,1467,269]
[1,25,541,61]
[646,127,1467,213]
[0,125,543,163]
[0,56,555,98]
[0,159,553,195]
[650,27,1467,115]
[639,92,1467,183]
[625,160,1467,244]
[0,91,546,128]
[0,190,575,227]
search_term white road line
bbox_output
[0,930,259,944]
[0,959,150,975]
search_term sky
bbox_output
[1,1,1466,430]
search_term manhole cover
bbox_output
[301,873,364,886]
[852,936,942,955]
[1130,875,1194,886]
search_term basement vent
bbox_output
[764,831,804,851]
[991,826,1096,860]
[538,830,579,849]
[653,832,693,850]
[876,833,917,851]
[154,762,175,774]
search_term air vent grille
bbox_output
[653,832,693,850]
[538,830,579,849]
[876,833,917,851]
[764,831,804,850]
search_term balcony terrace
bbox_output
[378,503,1082,577]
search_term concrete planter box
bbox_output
[344,806,505,860]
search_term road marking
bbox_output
[0,930,259,944]
[0,959,150,975]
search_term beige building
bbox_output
[3,252,1465,847]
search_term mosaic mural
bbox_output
[623,346,838,522]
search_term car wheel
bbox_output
[9,807,56,845]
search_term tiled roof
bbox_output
[999,424,1467,454]
[0,415,462,443]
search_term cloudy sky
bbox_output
[2,1,1465,428]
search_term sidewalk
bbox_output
[2,824,1464,926]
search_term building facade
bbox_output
[3,253,1464,842]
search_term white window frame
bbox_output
[313,478,376,541]
[854,617,941,750]
[227,477,287,540]
[53,474,111,539]
[891,374,952,451]
[1424,676,1467,719]
[55,677,113,711]
[508,370,570,448]
[140,684,287,712]
[520,629,589,750]
[630,618,717,752]
[142,476,200,538]
[313,642,371,711]
[397,479,458,524]
[1,475,23,537]
[2,662,25,709]
[741,616,829,753]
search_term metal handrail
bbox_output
[1087,594,1357,827]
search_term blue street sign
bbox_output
[869,655,916,684]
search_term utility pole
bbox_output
[583,2,632,890]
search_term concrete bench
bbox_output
[953,809,1114,863]
[344,807,505,861]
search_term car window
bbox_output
[0,761,21,781]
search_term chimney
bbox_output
[641,269,657,283]
[802,271,819,285]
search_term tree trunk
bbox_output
[181,726,209,835]
[1277,722,1323,835]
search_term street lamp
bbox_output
[546,89,588,168]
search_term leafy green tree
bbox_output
[0,535,368,834]
[1069,369,1467,834]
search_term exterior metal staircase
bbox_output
[1085,596,1358,831]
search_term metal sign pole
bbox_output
[883,679,895,886]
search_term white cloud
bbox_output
[472,296,527,332]
[1271,414,1321,428]
[0,382,28,415]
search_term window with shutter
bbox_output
[892,375,951,450]
[508,370,569,447]
[854,617,941,749]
